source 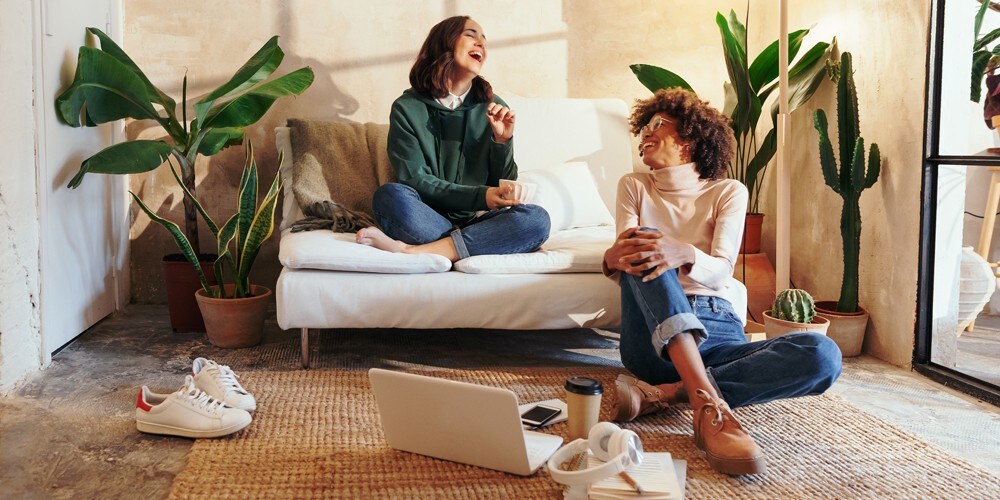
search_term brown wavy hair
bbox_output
[629,88,734,179]
[409,16,493,103]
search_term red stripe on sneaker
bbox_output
[136,389,152,411]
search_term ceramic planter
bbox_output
[741,213,764,254]
[162,254,217,333]
[195,284,272,348]
[815,301,869,357]
[762,311,830,338]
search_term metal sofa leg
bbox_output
[300,328,310,369]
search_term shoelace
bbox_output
[180,378,228,414]
[208,363,249,396]
[696,389,733,427]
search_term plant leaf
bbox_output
[727,9,747,56]
[717,12,760,142]
[68,140,173,188]
[129,191,210,292]
[976,27,1000,50]
[976,0,991,41]
[771,40,834,122]
[85,27,182,139]
[215,214,241,297]
[744,128,776,204]
[629,64,695,93]
[194,36,284,127]
[197,127,245,157]
[236,145,259,271]
[973,50,992,102]
[200,67,314,130]
[748,29,808,92]
[238,170,282,287]
[168,159,218,234]
[55,47,162,127]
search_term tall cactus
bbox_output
[772,289,817,324]
[813,52,881,313]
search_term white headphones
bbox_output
[546,422,645,486]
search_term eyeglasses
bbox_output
[639,116,674,137]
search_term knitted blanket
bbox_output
[287,119,395,232]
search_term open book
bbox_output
[586,452,685,499]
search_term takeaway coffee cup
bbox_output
[564,376,603,441]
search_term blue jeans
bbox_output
[618,270,842,409]
[371,183,551,259]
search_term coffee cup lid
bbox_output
[565,376,603,395]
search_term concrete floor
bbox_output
[2,304,999,499]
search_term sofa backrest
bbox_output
[276,97,635,231]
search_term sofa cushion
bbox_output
[518,162,614,232]
[279,230,451,273]
[453,225,615,274]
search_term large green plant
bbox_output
[55,28,313,253]
[132,142,282,299]
[631,10,833,213]
[813,52,881,313]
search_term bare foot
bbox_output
[356,227,408,253]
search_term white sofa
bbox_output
[275,98,652,367]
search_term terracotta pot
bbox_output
[741,213,764,254]
[815,301,869,357]
[762,311,830,338]
[195,284,272,348]
[162,254,217,333]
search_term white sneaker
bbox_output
[192,357,257,412]
[136,375,252,438]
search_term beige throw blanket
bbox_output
[288,119,396,232]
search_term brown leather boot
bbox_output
[613,374,679,422]
[692,389,766,475]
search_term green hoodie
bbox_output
[387,88,517,223]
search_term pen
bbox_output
[618,471,645,495]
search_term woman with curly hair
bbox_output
[357,16,550,260]
[604,88,842,475]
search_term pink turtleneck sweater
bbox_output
[605,162,749,322]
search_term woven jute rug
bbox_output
[168,367,1000,499]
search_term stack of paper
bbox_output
[586,452,685,499]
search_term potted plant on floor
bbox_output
[133,142,281,348]
[812,51,881,357]
[763,289,830,338]
[55,27,313,332]
[630,8,834,253]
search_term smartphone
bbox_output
[520,404,561,427]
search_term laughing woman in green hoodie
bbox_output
[356,16,551,261]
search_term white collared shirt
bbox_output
[436,86,471,110]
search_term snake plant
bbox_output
[56,28,312,253]
[813,52,881,313]
[131,142,282,299]
[630,9,834,214]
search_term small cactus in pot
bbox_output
[771,289,817,324]
[763,289,829,338]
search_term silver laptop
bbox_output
[368,368,564,476]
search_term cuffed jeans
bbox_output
[371,183,551,259]
[619,269,842,408]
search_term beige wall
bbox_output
[124,1,928,366]
[755,1,929,367]
[0,0,43,393]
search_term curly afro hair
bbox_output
[629,88,735,180]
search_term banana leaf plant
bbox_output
[631,9,834,214]
[131,142,281,299]
[55,27,313,253]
